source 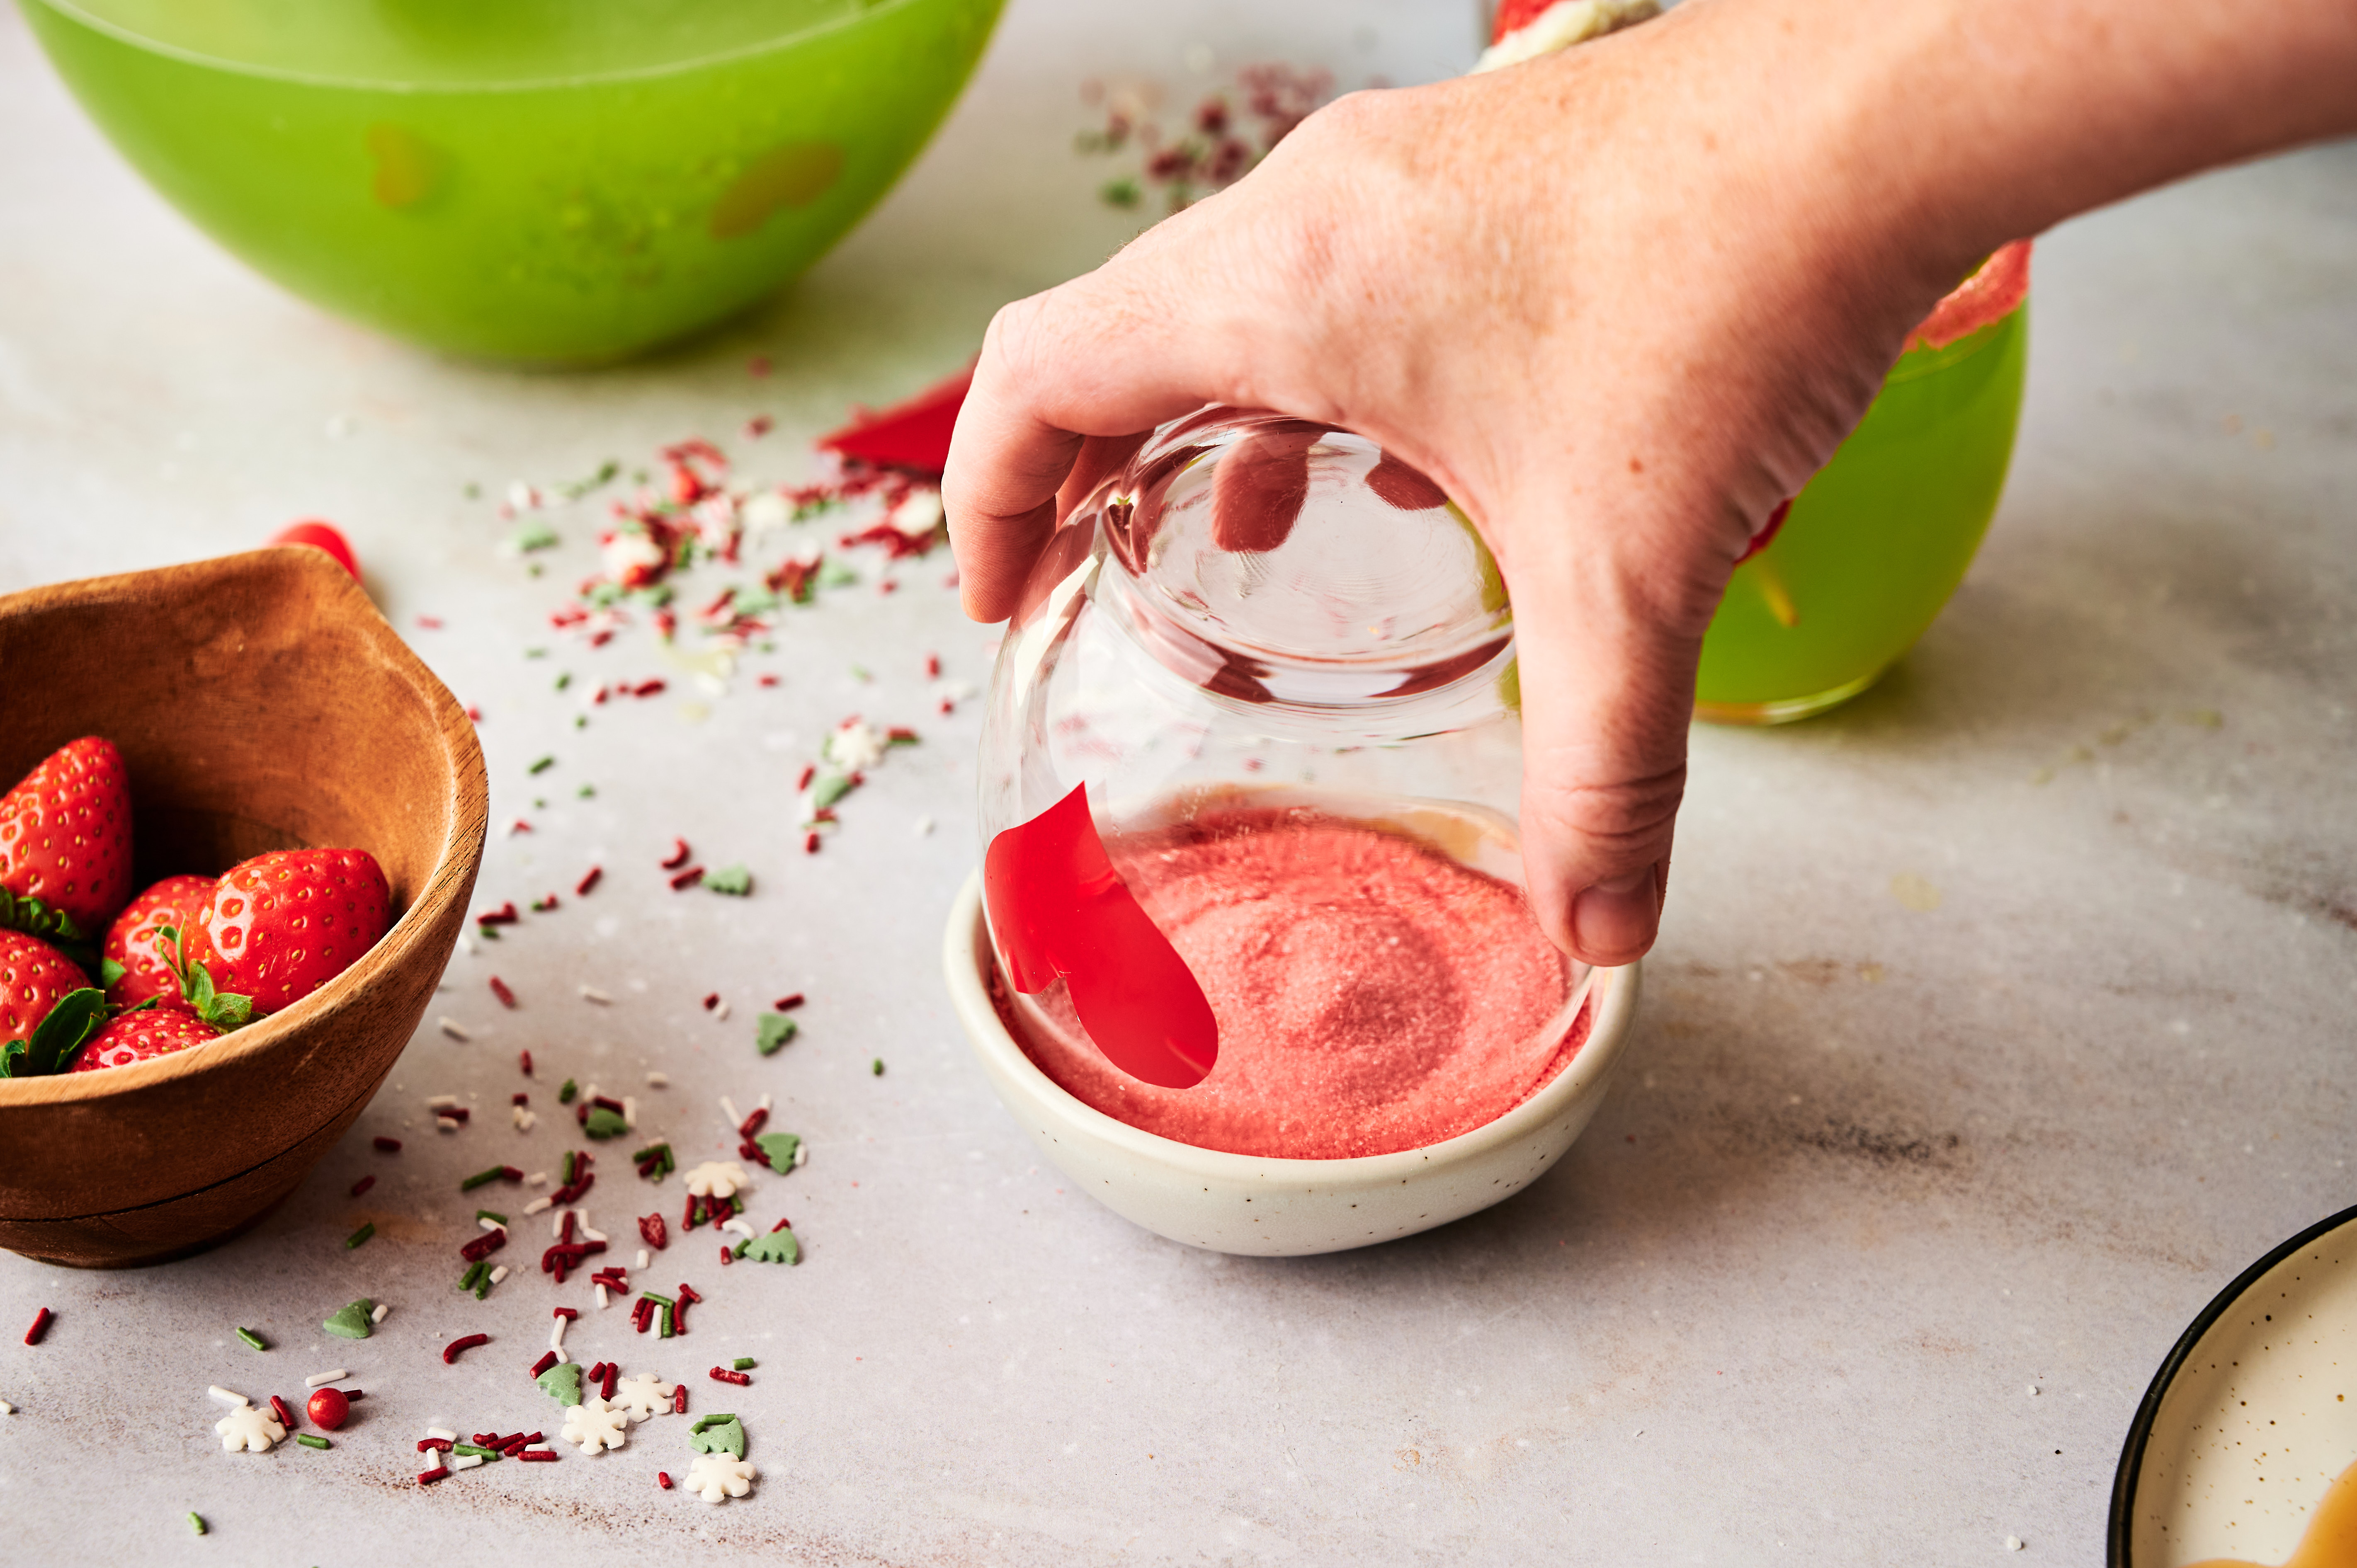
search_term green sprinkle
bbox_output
[529,755,556,775]
[849,663,871,682]
[476,1208,508,1224]
[561,1150,576,1183]
[322,1299,373,1339]
[525,647,548,659]
[630,1142,670,1163]
[296,1433,331,1450]
[731,1357,756,1370]
[461,1166,504,1191]
[659,1303,675,1339]
[235,1326,267,1352]
[474,1275,492,1300]
[755,1014,797,1056]
[464,481,481,499]
[872,1058,885,1076]
[344,1222,375,1250]
[459,1261,486,1291]
[702,863,752,897]
[187,1512,206,1535]
[583,1105,628,1140]
[574,715,588,729]
[478,922,501,940]
[451,1443,501,1460]
[558,1079,578,1105]
[578,783,595,798]
[554,672,572,691]
[639,1290,676,1306]
[536,1361,583,1407]
[505,519,561,555]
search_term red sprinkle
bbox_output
[269,1394,296,1431]
[635,679,667,698]
[658,1471,674,1490]
[23,1308,51,1346]
[758,674,779,688]
[443,1106,471,1124]
[804,831,820,855]
[774,993,805,1011]
[460,1231,507,1266]
[925,653,941,678]
[418,1467,450,1484]
[673,1384,689,1414]
[350,1174,376,1199]
[576,865,603,897]
[502,1165,524,1182]
[739,1107,769,1139]
[585,1361,609,1386]
[418,1438,454,1453]
[477,902,519,926]
[489,976,518,1009]
[417,615,443,629]
[374,1136,402,1153]
[663,840,693,871]
[530,1350,557,1377]
[745,415,774,438]
[512,1093,529,1106]
[466,706,482,723]
[701,993,720,1011]
[442,1333,489,1364]
[510,819,533,835]
[518,1448,558,1462]
[794,764,816,792]
[519,1050,534,1076]
[601,1364,618,1402]
[668,866,706,890]
[710,1367,751,1386]
[552,1307,580,1322]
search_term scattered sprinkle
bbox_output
[206,1385,249,1408]
[23,1308,53,1346]
[489,976,518,1009]
[187,1513,206,1536]
[374,1136,402,1153]
[438,1018,471,1041]
[305,1369,348,1388]
[442,1333,489,1364]
[296,1433,332,1450]
[345,1223,375,1250]
[235,1326,267,1352]
[580,985,612,1004]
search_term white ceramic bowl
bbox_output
[942,871,1641,1256]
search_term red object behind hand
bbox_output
[271,520,361,580]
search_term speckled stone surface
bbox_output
[1,2,2352,1563]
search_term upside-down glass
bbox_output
[978,409,1590,1098]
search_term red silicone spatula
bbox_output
[983,783,1219,1089]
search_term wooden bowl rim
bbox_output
[0,546,488,1109]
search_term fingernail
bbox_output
[1570,868,1660,964]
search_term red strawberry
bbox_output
[68,1004,221,1074]
[103,874,216,1008]
[0,737,134,935]
[185,848,391,1015]
[0,928,91,1041]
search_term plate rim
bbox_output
[2107,1199,2357,1566]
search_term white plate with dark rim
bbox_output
[2110,1201,2357,1566]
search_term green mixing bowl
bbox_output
[22,0,1003,363]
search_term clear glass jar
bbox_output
[976,409,1594,1159]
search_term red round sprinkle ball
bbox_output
[307,1387,351,1430]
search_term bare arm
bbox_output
[944,0,2357,964]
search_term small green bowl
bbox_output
[22,0,1003,364]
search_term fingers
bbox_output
[1497,485,1729,967]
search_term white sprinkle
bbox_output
[524,1195,553,1217]
[915,815,935,837]
[636,1248,651,1269]
[479,1217,504,1233]
[512,1105,536,1131]
[0,1401,13,1415]
[595,1283,610,1310]
[721,1218,755,1240]
[303,1369,347,1389]
[551,1208,568,1237]
[580,1223,608,1245]
[436,1115,460,1132]
[645,1071,668,1088]
[579,986,612,1004]
[425,1426,458,1442]
[712,999,731,1022]
[453,1452,484,1470]
[549,1318,569,1351]
[622,1097,637,1130]
[553,1346,569,1364]
[458,934,476,957]
[371,1304,390,1324]
[207,1386,249,1408]
[427,1094,461,1108]
[719,1096,742,1128]
[488,1265,509,1284]
[794,1141,809,1169]
[2005,1536,2024,1552]
[438,1018,470,1041]
[2027,1385,2040,1396]
[525,1171,548,1186]
[758,1093,772,1112]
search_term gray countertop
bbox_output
[2,2,2352,1562]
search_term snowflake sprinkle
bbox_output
[215,1403,286,1454]
[682,1451,757,1503]
[613,1373,679,1422]
[559,1394,631,1454]
[682,1161,751,1201]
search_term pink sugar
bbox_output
[1002,812,1583,1158]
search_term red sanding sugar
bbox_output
[1000,812,1585,1158]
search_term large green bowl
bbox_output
[21,0,1003,363]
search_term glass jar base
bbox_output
[1693,668,1884,727]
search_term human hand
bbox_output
[943,0,2357,965]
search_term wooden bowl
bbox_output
[0,548,486,1267]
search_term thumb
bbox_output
[1500,497,1726,968]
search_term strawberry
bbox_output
[0,929,105,1078]
[102,874,216,1008]
[68,1003,221,1074]
[186,848,392,1015]
[0,736,134,941]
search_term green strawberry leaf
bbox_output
[99,958,126,988]
[19,989,107,1076]
[0,1040,24,1078]
[172,949,254,1032]
[689,1414,747,1458]
[0,885,85,946]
